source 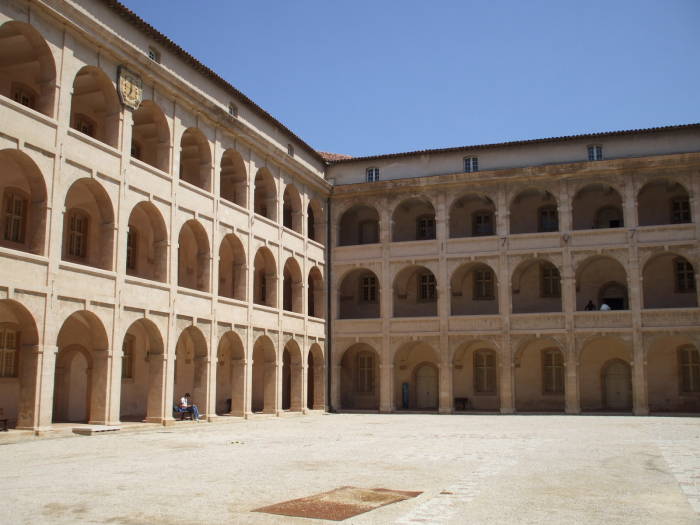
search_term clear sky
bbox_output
[119,0,700,157]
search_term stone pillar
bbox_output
[438,362,453,414]
[162,353,176,424]
[19,345,56,430]
[564,349,580,414]
[264,362,278,414]
[192,355,209,419]
[244,357,254,417]
[632,335,649,415]
[379,363,394,413]
[205,353,218,421]
[499,352,515,414]
[230,359,246,416]
[313,364,326,410]
[145,352,166,423]
[331,364,341,409]
[106,348,123,425]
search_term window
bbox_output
[228,102,238,117]
[148,47,161,63]
[121,335,134,379]
[679,346,700,393]
[259,271,267,302]
[307,209,315,240]
[464,156,479,173]
[418,273,437,301]
[472,210,493,236]
[366,167,380,182]
[675,259,695,293]
[538,205,558,232]
[356,351,375,393]
[588,145,603,161]
[131,140,142,161]
[361,275,378,303]
[0,327,18,378]
[67,211,88,259]
[473,269,495,300]
[73,114,95,138]
[542,349,564,394]
[474,350,496,393]
[3,191,27,244]
[308,283,315,317]
[671,198,691,224]
[287,144,294,157]
[126,227,137,271]
[11,83,36,110]
[416,215,436,240]
[541,264,561,298]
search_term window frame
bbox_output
[366,167,380,183]
[538,205,559,232]
[473,349,497,394]
[541,348,564,395]
[415,214,436,240]
[121,334,135,380]
[671,197,691,224]
[540,263,561,298]
[356,351,375,394]
[2,187,29,245]
[66,209,89,260]
[674,258,696,293]
[587,144,603,161]
[473,268,495,300]
[418,272,437,302]
[0,324,19,378]
[126,226,137,272]
[464,156,479,173]
[472,209,494,236]
[148,46,161,63]
[678,345,700,394]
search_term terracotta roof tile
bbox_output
[317,151,353,162]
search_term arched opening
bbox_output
[572,184,623,230]
[339,204,379,245]
[254,168,277,221]
[281,340,303,411]
[580,336,632,412]
[0,149,48,255]
[53,311,109,424]
[642,253,697,309]
[307,343,325,410]
[452,342,500,411]
[0,21,56,117]
[220,149,246,207]
[126,201,167,282]
[253,247,277,307]
[392,197,436,242]
[393,265,438,317]
[131,100,170,172]
[179,128,211,191]
[119,319,165,423]
[449,194,496,238]
[450,262,499,315]
[0,299,40,429]
[251,335,276,413]
[648,337,700,413]
[282,184,302,233]
[393,341,439,411]
[338,268,380,319]
[69,66,120,147]
[511,258,562,313]
[575,256,628,310]
[638,180,692,226]
[307,199,325,244]
[514,339,565,412]
[177,220,210,292]
[340,343,380,410]
[283,257,303,313]
[215,331,245,416]
[307,266,324,318]
[218,233,246,300]
[173,326,208,419]
[510,189,558,234]
[62,178,115,270]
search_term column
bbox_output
[379,362,394,413]
[499,349,515,414]
[331,364,341,409]
[564,348,581,414]
[438,362,453,414]
[20,345,57,430]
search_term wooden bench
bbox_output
[454,397,470,411]
[173,406,194,421]
[0,418,8,431]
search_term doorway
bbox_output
[603,360,632,410]
[415,363,438,410]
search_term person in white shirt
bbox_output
[599,302,611,311]
[179,392,200,421]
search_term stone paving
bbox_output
[1,414,698,524]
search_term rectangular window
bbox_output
[671,198,691,224]
[4,193,26,243]
[68,213,88,258]
[675,259,695,292]
[356,352,375,393]
[148,47,161,63]
[473,269,495,300]
[0,328,18,378]
[419,273,437,301]
[541,265,561,298]
[542,349,564,394]
[464,157,479,173]
[121,336,134,379]
[287,144,294,157]
[228,103,238,117]
[361,275,377,303]
[416,216,436,240]
[473,212,493,236]
[474,351,496,393]
[587,145,603,161]
[538,206,558,232]
[680,347,700,393]
[126,228,137,271]
[12,84,36,110]
[366,167,380,182]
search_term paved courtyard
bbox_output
[1,414,699,524]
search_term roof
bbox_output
[102,0,326,165]
[317,151,353,162]
[326,123,700,165]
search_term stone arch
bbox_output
[392,197,436,242]
[119,318,165,422]
[0,149,48,255]
[307,266,324,319]
[647,336,700,413]
[449,193,496,238]
[642,252,697,309]
[307,199,325,244]
[0,299,40,429]
[220,149,246,207]
[216,331,245,416]
[307,343,325,410]
[338,268,380,319]
[254,168,277,221]
[575,255,628,310]
[509,188,558,234]
[126,201,168,282]
[511,257,562,313]
[218,233,246,300]
[179,128,211,191]
[251,335,276,413]
[282,339,303,411]
[253,247,277,307]
[572,183,624,230]
[131,100,170,172]
[177,220,210,292]
[282,183,302,233]
[70,66,121,148]
[393,341,439,410]
[339,342,380,410]
[579,336,632,412]
[339,204,379,245]
[62,178,115,270]
[173,326,208,418]
[638,179,691,226]
[0,20,57,117]
[514,337,565,412]
[283,257,303,313]
[393,265,438,317]
[451,339,500,411]
[450,261,499,315]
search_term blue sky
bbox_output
[119,0,700,157]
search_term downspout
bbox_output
[326,195,333,412]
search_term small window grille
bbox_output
[68,212,88,258]
[287,144,294,157]
[541,264,561,298]
[228,102,238,117]
[587,145,603,161]
[361,275,378,303]
[675,259,695,293]
[148,47,161,63]
[464,157,479,172]
[671,198,691,224]
[366,167,380,182]
[542,349,564,393]
[419,273,437,301]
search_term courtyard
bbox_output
[1,413,699,524]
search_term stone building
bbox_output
[0,0,698,431]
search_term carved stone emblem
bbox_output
[117,66,143,110]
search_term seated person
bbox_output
[179,392,200,421]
